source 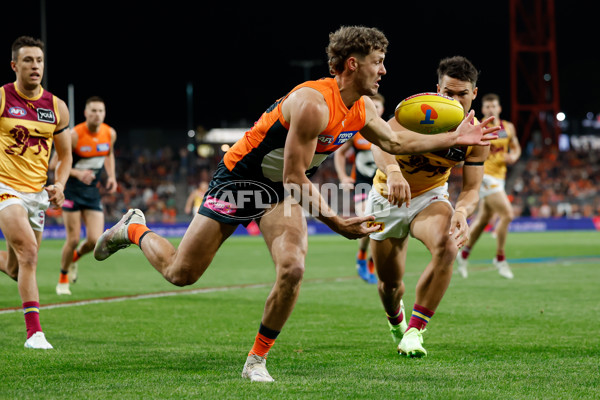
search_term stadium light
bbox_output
[556,112,566,122]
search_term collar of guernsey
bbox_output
[223,77,367,175]
[0,82,59,192]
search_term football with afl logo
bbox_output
[395,93,464,134]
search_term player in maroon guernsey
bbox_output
[0,36,72,349]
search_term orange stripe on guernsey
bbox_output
[223,78,366,180]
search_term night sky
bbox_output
[1,1,597,141]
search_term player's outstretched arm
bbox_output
[360,98,499,155]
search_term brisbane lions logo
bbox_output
[399,155,447,177]
[5,125,49,156]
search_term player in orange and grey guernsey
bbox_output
[456,93,521,279]
[334,93,385,284]
[0,36,72,349]
[93,27,498,381]
[366,56,493,357]
[54,96,117,295]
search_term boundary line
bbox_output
[1,255,598,315]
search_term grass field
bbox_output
[1,231,599,399]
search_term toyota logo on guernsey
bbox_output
[204,180,280,220]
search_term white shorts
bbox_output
[364,184,452,241]
[0,182,49,231]
[480,175,505,198]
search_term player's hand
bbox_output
[105,177,118,194]
[77,169,96,185]
[45,182,65,208]
[332,215,379,240]
[386,171,411,207]
[454,111,500,146]
[449,210,469,248]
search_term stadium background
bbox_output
[0,1,598,233]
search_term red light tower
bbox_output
[509,0,561,149]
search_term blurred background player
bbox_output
[55,96,117,295]
[184,180,208,215]
[0,36,71,348]
[456,93,521,279]
[334,93,385,284]
[366,56,495,357]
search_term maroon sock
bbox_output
[461,246,471,259]
[407,304,435,332]
[386,307,404,326]
[23,301,42,339]
[496,254,506,262]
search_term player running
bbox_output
[94,27,498,381]
[456,93,521,279]
[367,56,493,357]
[54,96,117,295]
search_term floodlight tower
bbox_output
[509,0,561,148]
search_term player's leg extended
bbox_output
[141,213,237,286]
[78,209,105,256]
[0,205,41,299]
[258,201,307,332]
[485,191,514,278]
[371,236,408,343]
[241,201,307,383]
[410,202,457,310]
[485,191,513,255]
[56,211,81,294]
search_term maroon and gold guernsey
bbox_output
[0,82,60,192]
[373,118,479,198]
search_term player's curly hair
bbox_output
[437,56,479,87]
[11,36,44,61]
[327,26,389,75]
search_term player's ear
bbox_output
[347,56,358,72]
[472,86,478,100]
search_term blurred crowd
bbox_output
[46,143,599,227]
[448,147,600,219]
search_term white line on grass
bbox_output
[0,276,355,315]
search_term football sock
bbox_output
[58,270,69,284]
[72,249,81,262]
[249,323,280,358]
[23,301,42,339]
[357,249,367,260]
[386,306,404,326]
[407,304,435,332]
[367,257,375,274]
[496,253,506,262]
[461,246,471,260]
[128,224,151,247]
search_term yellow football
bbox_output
[394,93,464,134]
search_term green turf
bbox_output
[1,231,599,399]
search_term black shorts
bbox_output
[62,186,103,212]
[198,161,284,227]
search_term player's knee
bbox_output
[65,236,80,249]
[433,235,458,265]
[278,261,305,286]
[378,278,405,297]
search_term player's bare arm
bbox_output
[281,89,377,239]
[360,97,500,154]
[104,128,118,193]
[450,145,489,247]
[46,99,72,207]
[505,122,522,165]
[371,143,411,207]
